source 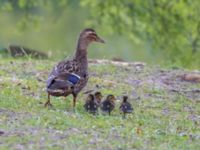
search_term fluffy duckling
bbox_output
[94,91,103,106]
[101,94,116,115]
[84,94,98,115]
[119,96,133,118]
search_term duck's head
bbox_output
[80,28,105,44]
[94,91,103,100]
[87,94,95,101]
[122,96,128,102]
[106,94,116,102]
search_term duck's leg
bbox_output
[123,112,126,119]
[64,96,69,110]
[72,93,77,111]
[44,93,53,107]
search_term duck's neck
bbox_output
[74,37,90,61]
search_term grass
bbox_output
[0,58,200,150]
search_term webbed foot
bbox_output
[44,101,53,107]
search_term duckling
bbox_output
[94,91,102,106]
[84,94,98,114]
[101,94,116,115]
[119,96,133,118]
[45,28,105,109]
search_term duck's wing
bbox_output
[47,78,72,90]
[47,59,80,88]
[126,102,133,112]
[55,59,79,74]
[47,72,80,89]
[101,100,110,111]
[48,59,88,95]
[120,102,133,113]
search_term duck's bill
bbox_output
[96,36,105,43]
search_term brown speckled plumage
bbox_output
[101,94,116,115]
[45,28,105,109]
[84,94,98,115]
[119,96,133,118]
[94,91,103,106]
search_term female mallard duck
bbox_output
[94,91,102,106]
[119,96,133,118]
[101,94,116,115]
[84,94,98,114]
[45,28,105,109]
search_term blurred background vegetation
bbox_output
[0,0,199,68]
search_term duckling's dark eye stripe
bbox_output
[90,33,97,36]
[89,35,96,38]
[88,36,97,41]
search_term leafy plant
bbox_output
[81,0,200,65]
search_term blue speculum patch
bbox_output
[68,73,80,85]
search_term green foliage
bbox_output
[0,0,200,67]
[0,0,69,31]
[81,0,200,65]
